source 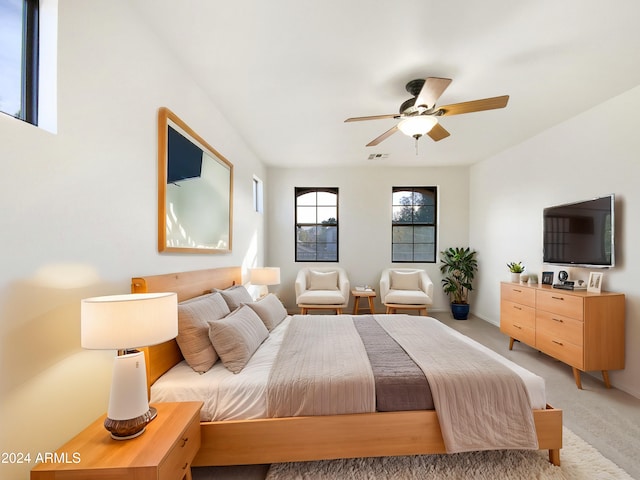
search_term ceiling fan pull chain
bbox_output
[415,137,419,155]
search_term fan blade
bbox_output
[366,125,399,146]
[428,123,450,142]
[437,95,509,116]
[345,114,398,122]
[415,77,452,109]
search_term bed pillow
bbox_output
[176,292,230,373]
[245,293,287,331]
[390,270,421,291]
[216,285,254,310]
[309,270,339,290]
[208,305,269,374]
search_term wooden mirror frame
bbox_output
[158,107,233,254]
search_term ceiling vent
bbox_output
[367,153,389,160]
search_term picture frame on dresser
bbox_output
[541,271,554,285]
[588,272,603,293]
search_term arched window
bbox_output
[295,187,339,262]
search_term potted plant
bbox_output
[439,247,478,320]
[507,262,525,283]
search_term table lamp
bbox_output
[81,292,178,440]
[249,267,281,298]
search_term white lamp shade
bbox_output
[398,116,438,137]
[250,267,281,286]
[81,292,177,350]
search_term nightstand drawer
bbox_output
[159,412,201,480]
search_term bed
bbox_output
[131,267,562,467]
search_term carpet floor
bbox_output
[264,427,632,480]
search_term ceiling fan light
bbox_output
[398,116,438,138]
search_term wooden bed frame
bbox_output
[131,267,563,466]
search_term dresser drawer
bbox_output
[159,411,201,480]
[537,330,583,369]
[536,290,584,320]
[501,283,535,307]
[536,310,583,347]
[500,300,535,344]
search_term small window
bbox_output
[253,176,263,213]
[391,186,437,263]
[295,187,339,262]
[0,0,39,124]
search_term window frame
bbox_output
[294,187,339,262]
[391,186,438,263]
[1,0,39,124]
[22,0,40,124]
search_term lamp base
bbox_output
[104,406,157,440]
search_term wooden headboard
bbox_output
[131,266,242,392]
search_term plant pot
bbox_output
[450,303,470,320]
[510,272,521,283]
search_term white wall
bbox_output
[266,166,470,313]
[0,2,266,478]
[470,85,640,397]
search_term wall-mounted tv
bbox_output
[167,125,203,183]
[542,194,615,268]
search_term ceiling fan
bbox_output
[345,77,509,147]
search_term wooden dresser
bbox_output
[500,282,625,389]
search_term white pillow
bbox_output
[245,293,287,331]
[208,305,269,374]
[390,270,421,291]
[309,270,339,290]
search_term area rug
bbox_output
[266,428,633,480]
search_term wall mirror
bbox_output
[158,107,233,253]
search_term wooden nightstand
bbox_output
[31,402,202,480]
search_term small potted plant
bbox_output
[507,262,525,283]
[440,247,478,320]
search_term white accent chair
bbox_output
[379,268,434,316]
[295,267,350,314]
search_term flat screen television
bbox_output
[542,194,615,268]
[167,125,203,183]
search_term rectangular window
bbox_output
[253,176,263,213]
[295,187,339,262]
[391,186,437,263]
[0,0,39,124]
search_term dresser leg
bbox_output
[602,370,611,388]
[572,367,583,389]
[508,337,514,351]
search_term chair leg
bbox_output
[420,308,428,316]
[300,307,307,315]
[336,308,343,314]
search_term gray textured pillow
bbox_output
[208,305,269,374]
[176,293,230,373]
[245,293,287,331]
[216,285,253,310]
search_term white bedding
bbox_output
[150,315,546,422]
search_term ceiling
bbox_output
[131,0,640,168]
